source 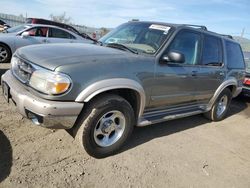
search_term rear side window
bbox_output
[201,35,222,66]
[226,41,245,69]
[49,28,75,39]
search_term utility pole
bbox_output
[241,28,245,38]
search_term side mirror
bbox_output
[21,31,30,38]
[161,51,185,64]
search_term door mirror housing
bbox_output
[161,51,185,64]
[21,31,30,38]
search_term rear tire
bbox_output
[75,94,135,158]
[0,44,11,63]
[204,88,232,121]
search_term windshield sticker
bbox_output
[149,24,171,32]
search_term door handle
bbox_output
[42,39,47,43]
[191,71,197,77]
[219,72,225,76]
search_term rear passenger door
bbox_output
[193,34,225,103]
[47,27,76,43]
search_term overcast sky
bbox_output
[1,0,250,38]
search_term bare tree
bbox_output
[49,12,72,24]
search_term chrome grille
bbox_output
[12,57,35,84]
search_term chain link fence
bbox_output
[0,13,26,26]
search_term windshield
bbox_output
[99,22,172,54]
[6,24,30,33]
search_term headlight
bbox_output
[11,56,19,70]
[29,70,71,95]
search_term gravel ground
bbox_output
[0,63,250,188]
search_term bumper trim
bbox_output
[1,70,83,129]
[242,86,250,97]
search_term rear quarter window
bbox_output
[226,41,245,69]
[245,58,250,72]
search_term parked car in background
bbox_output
[0,24,93,63]
[0,19,10,32]
[1,21,245,158]
[26,18,96,42]
[242,52,250,96]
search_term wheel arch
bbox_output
[207,78,238,111]
[75,78,146,118]
[0,42,12,56]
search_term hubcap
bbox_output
[94,110,126,147]
[216,95,228,117]
[0,47,8,63]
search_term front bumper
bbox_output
[1,70,83,129]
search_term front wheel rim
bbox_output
[94,110,126,147]
[0,47,8,62]
[216,95,228,117]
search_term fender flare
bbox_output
[207,78,239,110]
[75,78,146,116]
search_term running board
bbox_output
[137,108,204,127]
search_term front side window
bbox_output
[201,35,222,66]
[99,22,172,54]
[25,27,48,37]
[49,28,75,39]
[226,41,245,69]
[166,30,201,65]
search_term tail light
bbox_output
[244,77,250,85]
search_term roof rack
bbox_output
[182,24,207,31]
[221,34,233,39]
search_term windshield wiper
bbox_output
[80,33,100,44]
[106,43,138,54]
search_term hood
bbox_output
[0,32,17,37]
[16,43,136,70]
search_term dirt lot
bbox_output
[0,63,250,188]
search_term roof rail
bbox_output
[182,24,207,31]
[221,34,233,39]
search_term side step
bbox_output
[137,107,205,127]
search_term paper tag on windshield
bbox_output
[149,24,171,32]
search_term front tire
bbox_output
[75,94,135,158]
[0,44,11,63]
[204,88,232,121]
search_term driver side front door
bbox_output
[149,30,202,109]
[15,27,48,50]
